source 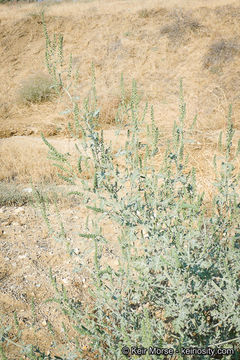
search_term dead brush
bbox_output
[0,183,32,207]
[203,38,240,69]
[214,5,240,22]
[98,94,121,126]
[138,7,167,19]
[98,88,132,126]
[0,102,11,120]
[160,9,201,43]
[138,8,152,19]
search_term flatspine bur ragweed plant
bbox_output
[1,16,240,360]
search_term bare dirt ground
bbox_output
[1,199,121,358]
[1,0,240,357]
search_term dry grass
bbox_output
[160,9,202,43]
[0,183,32,206]
[97,87,133,126]
[137,8,167,19]
[0,137,84,184]
[0,0,240,139]
[0,0,239,194]
[0,138,56,184]
[98,94,121,126]
[203,38,240,69]
[138,8,152,18]
[0,102,11,119]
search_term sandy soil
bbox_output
[0,197,122,358]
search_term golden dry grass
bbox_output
[0,136,84,184]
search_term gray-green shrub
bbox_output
[1,19,240,360]
[30,79,240,359]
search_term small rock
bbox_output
[18,254,27,259]
[22,188,32,193]
[14,207,24,214]
[2,221,11,226]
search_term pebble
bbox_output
[74,248,80,255]
[22,188,32,193]
[14,207,25,214]
[2,221,11,226]
[18,254,27,259]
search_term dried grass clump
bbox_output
[94,82,133,126]
[138,7,167,19]
[160,9,201,43]
[203,38,240,69]
[0,183,32,207]
[98,95,121,126]
[214,5,240,22]
[138,9,153,18]
[18,73,55,105]
[0,102,11,120]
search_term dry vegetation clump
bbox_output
[203,38,240,69]
[0,182,84,208]
[27,11,44,23]
[18,73,55,105]
[214,5,240,22]
[160,9,201,43]
[98,87,132,126]
[138,8,153,19]
[98,94,121,126]
[137,8,167,19]
[0,183,32,207]
[0,102,12,120]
